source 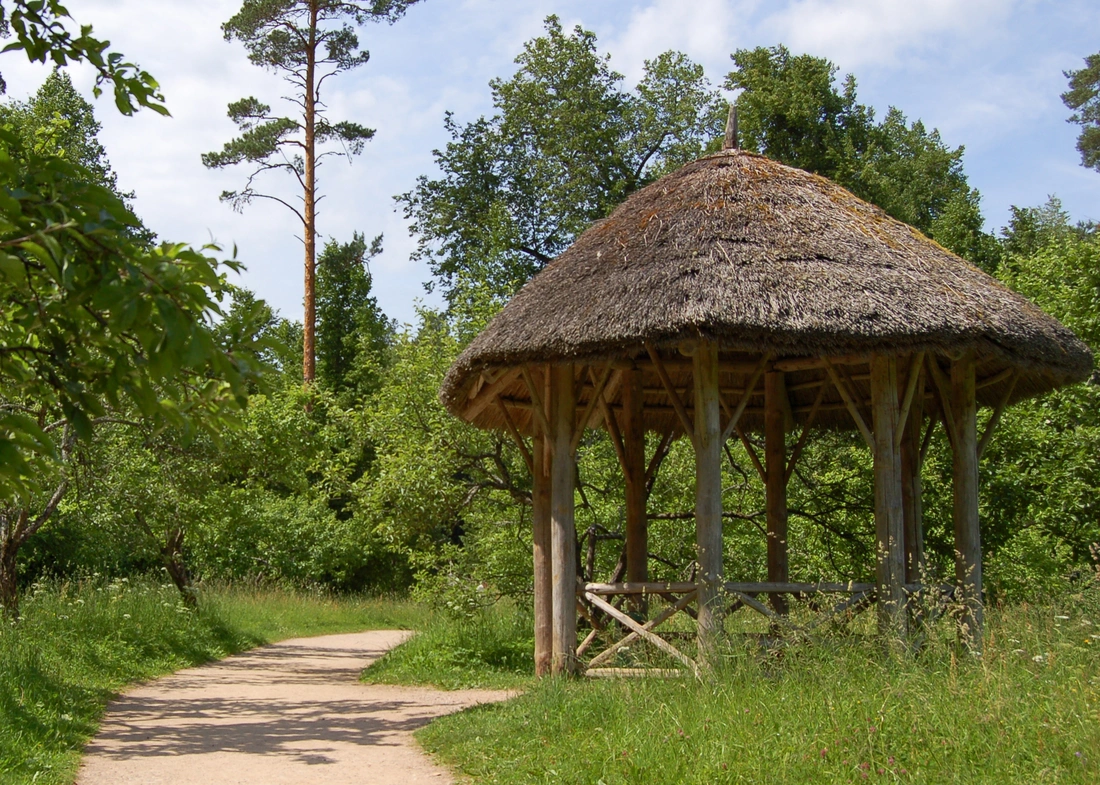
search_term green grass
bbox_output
[0,577,427,785]
[363,602,535,690]
[418,595,1100,784]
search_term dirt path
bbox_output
[77,630,512,785]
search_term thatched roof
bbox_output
[441,150,1092,435]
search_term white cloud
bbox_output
[763,0,1014,70]
[608,0,756,85]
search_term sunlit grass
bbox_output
[0,577,425,785]
[418,590,1100,784]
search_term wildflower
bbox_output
[1032,654,1045,663]
[1013,649,1026,655]
[123,614,131,619]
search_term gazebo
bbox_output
[439,126,1092,677]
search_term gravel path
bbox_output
[77,630,512,785]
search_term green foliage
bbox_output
[0,125,263,500]
[316,232,391,399]
[1063,52,1100,172]
[727,45,999,270]
[0,0,167,115]
[359,309,531,608]
[0,68,117,192]
[401,16,724,316]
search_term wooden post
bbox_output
[952,353,982,651]
[870,354,907,639]
[764,370,789,615]
[622,367,648,613]
[532,431,553,677]
[900,364,925,586]
[693,340,723,660]
[550,363,577,675]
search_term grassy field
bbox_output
[0,577,427,785]
[418,593,1100,784]
[363,601,534,689]
[3,574,1098,785]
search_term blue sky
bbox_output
[5,0,1098,327]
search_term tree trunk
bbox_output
[0,532,20,619]
[163,526,197,608]
[302,1,319,384]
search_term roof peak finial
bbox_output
[723,104,739,151]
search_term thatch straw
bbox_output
[441,150,1092,433]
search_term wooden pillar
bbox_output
[764,370,789,615]
[951,353,982,650]
[622,367,648,612]
[532,431,553,677]
[693,340,723,659]
[870,354,907,638]
[550,363,577,674]
[900,365,925,586]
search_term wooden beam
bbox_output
[584,581,701,595]
[496,396,533,473]
[765,370,789,616]
[786,379,828,483]
[584,590,699,675]
[925,355,960,450]
[900,364,925,586]
[532,432,552,677]
[622,367,649,613]
[952,353,983,652]
[646,342,695,442]
[461,368,521,422]
[976,367,1014,390]
[550,363,578,674]
[572,365,612,454]
[977,372,1018,458]
[723,581,876,593]
[919,413,938,467]
[720,353,771,443]
[727,590,801,631]
[825,359,873,449]
[693,339,723,663]
[595,382,628,473]
[895,352,925,449]
[773,353,870,372]
[803,591,874,634]
[735,425,767,482]
[521,365,552,441]
[586,590,698,668]
[645,429,675,490]
[870,354,907,639]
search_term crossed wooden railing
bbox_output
[576,580,891,678]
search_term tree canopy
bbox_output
[202,0,422,382]
[400,16,725,322]
[727,45,999,271]
[1063,52,1100,172]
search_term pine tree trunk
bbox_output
[302,1,319,384]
